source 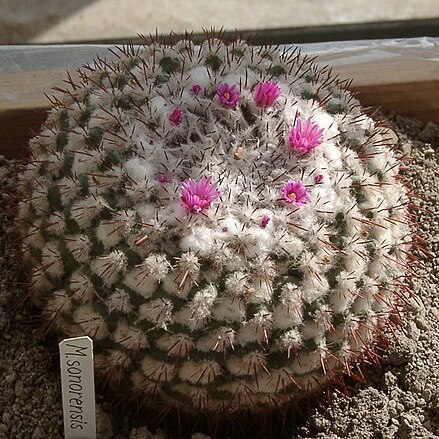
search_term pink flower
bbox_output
[216,83,240,108]
[281,180,309,205]
[180,177,221,214]
[254,81,281,108]
[191,84,202,96]
[314,174,324,184]
[158,176,170,183]
[288,117,324,154]
[169,107,182,126]
[261,215,271,228]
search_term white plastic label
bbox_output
[59,336,96,439]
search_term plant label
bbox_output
[59,336,96,439]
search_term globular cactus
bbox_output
[18,33,413,415]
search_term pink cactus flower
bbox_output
[254,81,281,108]
[169,107,183,126]
[158,176,170,183]
[261,215,271,228]
[216,83,240,108]
[180,177,221,214]
[191,84,202,96]
[315,174,324,184]
[281,180,309,205]
[288,116,324,154]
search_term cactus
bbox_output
[18,34,413,415]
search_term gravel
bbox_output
[0,114,438,439]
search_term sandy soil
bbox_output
[0,114,438,438]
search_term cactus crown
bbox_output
[18,34,411,415]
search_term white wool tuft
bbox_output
[70,196,107,229]
[178,360,222,385]
[141,355,175,382]
[40,241,63,278]
[211,297,246,323]
[273,284,304,329]
[123,267,158,298]
[124,157,156,185]
[66,234,91,263]
[69,271,95,303]
[91,250,127,286]
[155,333,194,357]
[236,310,273,346]
[44,290,72,320]
[196,327,235,352]
[139,298,173,329]
[226,351,268,377]
[113,322,149,350]
[187,66,211,88]
[106,290,132,314]
[180,227,216,256]
[189,284,217,322]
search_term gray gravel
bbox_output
[0,114,438,439]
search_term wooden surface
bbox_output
[0,70,71,159]
[1,42,438,159]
